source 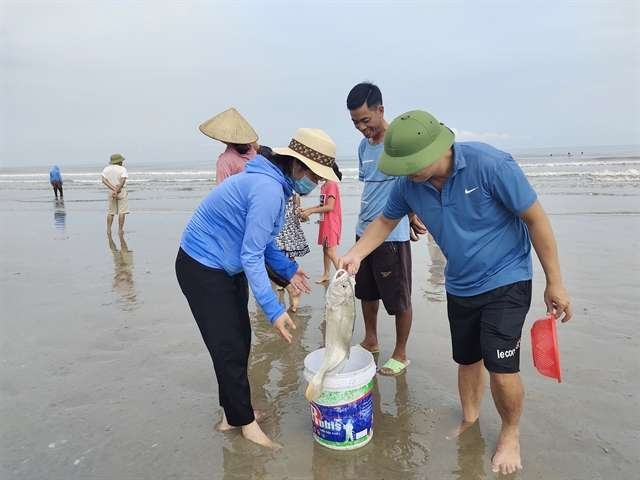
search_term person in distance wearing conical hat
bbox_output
[339,109,573,475]
[198,107,259,184]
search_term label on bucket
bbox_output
[310,380,374,449]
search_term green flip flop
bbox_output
[378,358,411,376]
[359,342,380,354]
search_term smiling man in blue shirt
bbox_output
[340,110,573,476]
[346,83,427,377]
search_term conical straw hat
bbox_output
[198,107,258,144]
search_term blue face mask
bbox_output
[292,174,318,196]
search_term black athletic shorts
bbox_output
[446,280,532,374]
[355,236,412,315]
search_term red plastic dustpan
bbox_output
[530,314,562,383]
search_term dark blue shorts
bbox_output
[354,236,412,315]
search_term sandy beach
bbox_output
[1,157,639,479]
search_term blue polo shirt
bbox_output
[383,142,537,297]
[357,139,410,241]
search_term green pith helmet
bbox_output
[379,110,454,176]
[110,153,125,165]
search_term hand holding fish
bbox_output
[273,311,297,343]
[338,252,362,276]
[290,266,311,294]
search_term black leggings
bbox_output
[175,248,255,426]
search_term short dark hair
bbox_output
[346,82,382,111]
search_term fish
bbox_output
[305,269,356,402]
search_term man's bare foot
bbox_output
[241,420,282,449]
[491,426,522,475]
[446,418,479,440]
[216,410,267,432]
[315,276,329,284]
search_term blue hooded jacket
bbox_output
[180,155,298,322]
[49,165,62,183]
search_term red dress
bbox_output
[317,181,342,247]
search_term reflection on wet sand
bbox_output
[424,235,446,302]
[53,199,66,231]
[214,278,488,479]
[220,307,314,480]
[107,233,138,310]
[250,306,313,425]
[222,444,268,480]
[452,421,486,480]
[311,375,431,480]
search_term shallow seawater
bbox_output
[1,155,639,478]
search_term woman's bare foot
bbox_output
[216,410,267,431]
[315,276,329,284]
[241,420,282,449]
[286,285,300,312]
[491,426,522,475]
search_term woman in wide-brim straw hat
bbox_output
[198,107,260,185]
[176,128,340,448]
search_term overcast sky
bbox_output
[1,0,639,167]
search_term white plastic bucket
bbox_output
[303,345,376,450]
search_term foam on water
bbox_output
[2,153,640,193]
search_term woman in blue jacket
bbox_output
[176,128,340,448]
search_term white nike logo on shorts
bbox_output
[465,187,479,194]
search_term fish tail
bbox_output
[305,370,326,402]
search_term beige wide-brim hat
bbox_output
[273,128,340,182]
[198,107,258,144]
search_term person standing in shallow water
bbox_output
[198,107,259,184]
[49,165,63,199]
[299,164,343,284]
[101,153,129,235]
[340,110,573,475]
[176,128,341,449]
[346,82,427,377]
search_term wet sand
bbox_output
[1,182,638,479]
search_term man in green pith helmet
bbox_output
[101,153,130,234]
[340,110,573,475]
